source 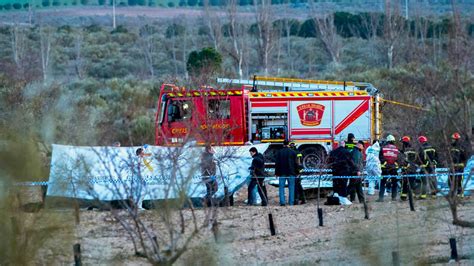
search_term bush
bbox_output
[98,0,106,4]
[178,0,186,6]
[81,0,89,5]
[4,3,12,9]
[186,47,222,76]
[52,0,61,6]
[167,1,175,6]
[12,3,22,9]
[165,23,186,38]
[111,25,128,34]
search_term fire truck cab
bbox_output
[155,77,381,168]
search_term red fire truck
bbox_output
[155,76,381,167]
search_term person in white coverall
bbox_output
[365,140,382,195]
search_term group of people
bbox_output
[201,131,469,207]
[248,140,307,206]
[329,132,468,204]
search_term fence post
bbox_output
[73,244,82,266]
[268,213,276,236]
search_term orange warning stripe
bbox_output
[249,91,368,98]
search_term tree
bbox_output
[224,0,247,78]
[253,0,276,75]
[314,13,343,65]
[186,47,222,79]
[187,0,198,6]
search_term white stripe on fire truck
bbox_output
[334,100,370,135]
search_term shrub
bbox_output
[4,3,12,9]
[12,3,22,9]
[167,1,175,6]
[52,0,61,6]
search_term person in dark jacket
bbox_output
[348,143,365,203]
[400,136,418,201]
[290,142,306,205]
[449,132,467,197]
[327,141,355,197]
[201,145,218,207]
[418,135,439,198]
[275,140,297,206]
[345,133,356,152]
[248,147,268,206]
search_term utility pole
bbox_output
[112,0,116,29]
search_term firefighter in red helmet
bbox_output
[418,135,438,199]
[400,136,419,201]
[377,134,401,202]
[449,132,467,197]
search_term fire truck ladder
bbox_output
[217,76,379,95]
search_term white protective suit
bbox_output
[365,142,382,195]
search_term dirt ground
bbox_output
[31,184,474,265]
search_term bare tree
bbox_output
[10,25,27,76]
[225,0,246,78]
[383,0,406,69]
[138,25,158,79]
[253,0,275,75]
[73,30,85,79]
[314,13,342,65]
[39,26,53,82]
[202,0,222,51]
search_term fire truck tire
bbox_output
[301,146,326,169]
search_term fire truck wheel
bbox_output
[301,146,326,169]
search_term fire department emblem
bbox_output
[297,103,325,126]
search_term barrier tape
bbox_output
[11,172,466,187]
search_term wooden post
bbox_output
[268,213,276,236]
[73,244,82,266]
[450,238,459,261]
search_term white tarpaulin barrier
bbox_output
[47,143,269,201]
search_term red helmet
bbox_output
[401,136,411,142]
[418,136,428,143]
[451,132,461,140]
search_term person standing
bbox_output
[400,136,418,201]
[377,135,400,202]
[449,132,467,197]
[327,141,354,198]
[290,142,306,205]
[275,140,297,206]
[348,143,365,203]
[201,145,218,207]
[247,147,268,206]
[418,135,439,198]
[345,133,356,152]
[365,140,382,195]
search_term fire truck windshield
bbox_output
[167,99,192,122]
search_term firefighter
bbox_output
[400,136,418,201]
[418,135,439,199]
[290,142,306,205]
[449,132,467,197]
[345,133,356,152]
[377,134,400,202]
